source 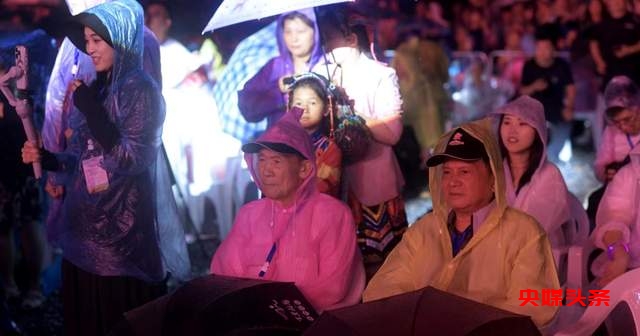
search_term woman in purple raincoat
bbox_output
[238,8,324,130]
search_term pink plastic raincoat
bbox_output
[592,145,640,272]
[210,111,365,312]
[594,125,640,182]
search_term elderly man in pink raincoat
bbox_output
[210,108,366,312]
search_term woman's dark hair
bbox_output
[350,21,372,56]
[316,5,372,56]
[287,74,332,135]
[498,114,544,195]
[281,11,314,29]
[317,5,349,38]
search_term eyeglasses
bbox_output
[608,113,637,128]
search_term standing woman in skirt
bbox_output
[21,0,179,334]
[315,6,408,280]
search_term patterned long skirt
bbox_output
[349,194,408,265]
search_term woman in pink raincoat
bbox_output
[210,109,365,312]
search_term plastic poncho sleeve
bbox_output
[43,39,75,154]
[209,208,251,276]
[362,222,427,301]
[43,38,95,184]
[155,146,192,281]
[518,164,571,247]
[299,207,364,311]
[592,166,638,248]
[485,230,560,327]
[102,82,165,175]
[594,126,617,182]
[143,27,162,89]
[73,83,120,151]
[237,58,286,123]
[367,70,404,146]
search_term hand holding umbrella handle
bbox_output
[18,106,42,179]
[0,46,42,179]
[16,46,42,179]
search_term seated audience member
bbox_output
[591,145,640,287]
[588,76,640,225]
[210,110,365,312]
[362,121,559,328]
[594,76,640,183]
[493,96,574,248]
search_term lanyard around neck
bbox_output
[627,134,639,149]
[258,242,277,278]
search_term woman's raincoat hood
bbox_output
[244,109,317,205]
[493,95,548,173]
[429,119,507,221]
[275,8,323,73]
[67,0,145,86]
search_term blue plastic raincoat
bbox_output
[51,0,188,282]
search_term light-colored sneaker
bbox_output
[4,285,20,301]
[21,290,45,310]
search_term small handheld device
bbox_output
[14,46,28,91]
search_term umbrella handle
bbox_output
[329,96,335,139]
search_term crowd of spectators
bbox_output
[2,0,640,334]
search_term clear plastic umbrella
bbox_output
[65,0,105,15]
[202,0,353,33]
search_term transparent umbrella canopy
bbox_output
[202,0,354,33]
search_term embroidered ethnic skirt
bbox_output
[349,194,408,264]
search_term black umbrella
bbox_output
[121,275,318,336]
[304,286,541,336]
